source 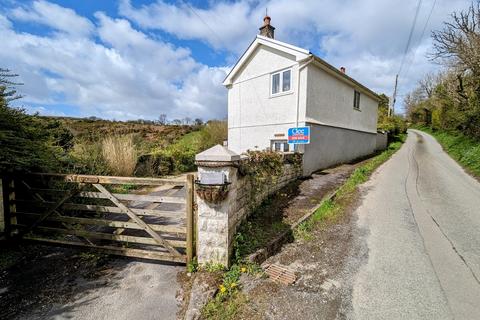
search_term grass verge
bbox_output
[295,135,406,239]
[414,126,480,179]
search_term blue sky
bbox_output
[0,0,471,120]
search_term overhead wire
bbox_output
[179,0,227,48]
[402,0,437,80]
[390,0,424,115]
[398,0,424,77]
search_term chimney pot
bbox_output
[259,15,275,39]
[340,67,346,73]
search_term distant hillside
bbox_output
[43,116,198,155]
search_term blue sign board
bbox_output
[288,126,310,144]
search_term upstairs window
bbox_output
[271,69,292,95]
[354,90,361,110]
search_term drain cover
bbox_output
[265,264,296,285]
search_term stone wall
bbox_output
[195,146,302,266]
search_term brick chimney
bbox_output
[259,15,275,39]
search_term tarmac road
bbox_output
[352,130,480,319]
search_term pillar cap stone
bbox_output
[195,145,241,162]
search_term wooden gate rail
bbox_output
[2,173,196,265]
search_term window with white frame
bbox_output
[271,69,292,95]
[271,140,290,152]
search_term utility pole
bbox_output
[389,74,399,117]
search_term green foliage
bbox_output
[0,68,23,103]
[377,93,407,135]
[201,292,247,320]
[187,257,198,273]
[408,4,480,140]
[0,104,73,173]
[240,150,285,196]
[137,121,227,176]
[198,120,228,150]
[201,262,262,320]
[201,262,226,273]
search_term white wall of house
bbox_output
[299,64,379,175]
[305,64,378,133]
[225,36,381,176]
[302,124,376,175]
[227,45,307,153]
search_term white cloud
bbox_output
[2,0,473,119]
[10,0,94,37]
[121,0,471,113]
[1,2,227,121]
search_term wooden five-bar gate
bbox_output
[0,173,195,264]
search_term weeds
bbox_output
[102,135,137,176]
[201,262,262,320]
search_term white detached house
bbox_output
[223,16,381,175]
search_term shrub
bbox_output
[198,120,227,150]
[68,141,109,175]
[101,135,137,176]
[0,104,73,173]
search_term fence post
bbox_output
[186,174,195,265]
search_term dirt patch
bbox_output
[0,242,127,320]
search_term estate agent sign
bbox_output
[288,126,310,144]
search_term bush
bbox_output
[68,141,110,175]
[101,135,137,176]
[135,121,227,176]
[199,120,227,149]
[0,104,73,173]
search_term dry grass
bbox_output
[102,135,137,176]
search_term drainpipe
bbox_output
[295,55,315,129]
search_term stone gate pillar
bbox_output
[195,145,241,266]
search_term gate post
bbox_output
[195,145,241,267]
[186,174,195,265]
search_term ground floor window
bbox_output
[271,140,290,152]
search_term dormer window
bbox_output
[271,69,292,95]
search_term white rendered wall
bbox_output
[302,124,376,175]
[227,45,307,154]
[305,65,378,134]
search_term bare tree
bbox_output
[431,1,480,77]
[418,73,439,99]
[158,113,167,125]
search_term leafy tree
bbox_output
[0,69,73,173]
[0,68,23,103]
[407,2,480,140]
